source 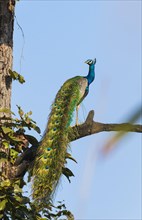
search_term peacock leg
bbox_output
[76,105,80,125]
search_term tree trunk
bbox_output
[0,0,15,180]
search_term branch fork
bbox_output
[11,110,142,178]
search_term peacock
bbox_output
[32,58,96,209]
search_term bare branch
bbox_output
[11,110,142,179]
[70,110,142,141]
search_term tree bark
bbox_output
[0,0,15,115]
[0,0,15,180]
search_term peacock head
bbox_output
[85,58,96,65]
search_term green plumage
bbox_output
[32,76,88,209]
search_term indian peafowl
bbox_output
[32,58,96,209]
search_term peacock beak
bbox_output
[84,60,89,64]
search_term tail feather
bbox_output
[32,76,87,209]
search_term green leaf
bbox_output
[18,74,25,84]
[2,141,9,148]
[1,126,12,134]
[9,69,18,79]
[8,133,21,142]
[27,111,32,115]
[9,69,25,84]
[14,195,23,203]
[14,184,22,193]
[10,149,19,159]
[33,125,41,134]
[17,105,24,117]
[0,199,8,211]
[0,180,11,187]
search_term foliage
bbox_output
[0,178,73,219]
[42,201,74,220]
[9,69,25,84]
[0,105,74,219]
[0,106,39,219]
[0,179,37,219]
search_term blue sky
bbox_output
[12,1,141,219]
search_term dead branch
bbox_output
[12,110,142,178]
[71,110,142,141]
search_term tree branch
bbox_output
[71,110,142,141]
[12,110,142,179]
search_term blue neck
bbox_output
[85,64,95,85]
